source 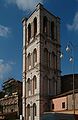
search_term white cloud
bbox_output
[0,59,13,80]
[67,12,78,31]
[6,0,45,11]
[0,59,4,64]
[0,25,10,37]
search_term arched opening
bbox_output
[51,21,54,39]
[33,76,37,94]
[52,51,56,70]
[34,17,37,36]
[33,48,37,66]
[28,23,31,44]
[43,76,48,96]
[33,103,37,120]
[27,78,31,96]
[44,48,48,66]
[28,53,31,69]
[27,104,30,120]
[43,16,48,33]
[52,77,57,95]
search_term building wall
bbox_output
[40,5,61,96]
[52,96,67,111]
[0,95,18,114]
[51,92,78,114]
[68,93,78,111]
[22,4,41,120]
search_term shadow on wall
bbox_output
[41,112,78,120]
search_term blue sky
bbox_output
[0,0,78,89]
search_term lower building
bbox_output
[51,90,78,115]
[0,94,21,120]
[0,78,22,120]
[39,90,78,120]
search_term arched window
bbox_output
[28,53,31,69]
[33,48,37,66]
[27,104,30,120]
[34,17,37,36]
[33,76,37,94]
[28,23,31,44]
[52,51,56,70]
[51,21,54,39]
[33,103,36,120]
[43,16,48,33]
[43,76,48,96]
[54,80,57,95]
[27,78,31,96]
[44,48,48,66]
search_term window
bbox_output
[33,76,37,94]
[44,49,50,67]
[28,23,31,44]
[33,103,36,117]
[52,51,56,70]
[34,17,37,36]
[27,104,30,120]
[28,53,31,69]
[52,103,54,109]
[11,109,13,112]
[33,48,37,66]
[54,80,57,95]
[49,52,50,67]
[51,21,54,39]
[43,16,48,33]
[27,78,31,95]
[44,48,48,66]
[43,76,48,95]
[62,102,65,108]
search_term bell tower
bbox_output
[22,3,61,120]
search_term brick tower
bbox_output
[22,3,61,120]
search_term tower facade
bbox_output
[22,4,61,120]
